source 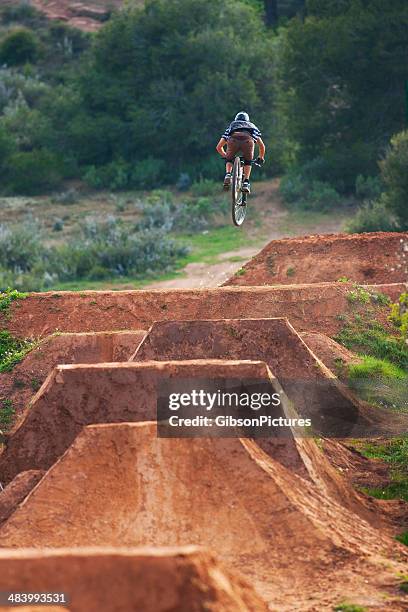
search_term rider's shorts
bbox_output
[225,131,255,163]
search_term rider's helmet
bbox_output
[235,111,249,122]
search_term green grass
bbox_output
[396,531,408,546]
[0,330,35,372]
[348,356,406,381]
[333,604,367,612]
[0,288,27,315]
[177,226,251,265]
[354,437,408,502]
[0,399,15,432]
[335,317,408,369]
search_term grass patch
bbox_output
[0,398,15,432]
[0,288,26,314]
[177,226,251,265]
[0,330,35,372]
[396,531,408,546]
[354,437,408,502]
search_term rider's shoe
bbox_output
[242,179,251,194]
[223,172,232,189]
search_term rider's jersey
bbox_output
[222,120,261,142]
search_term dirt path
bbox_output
[146,179,352,289]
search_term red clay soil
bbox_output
[0,546,268,612]
[225,231,408,286]
[133,317,408,438]
[0,360,276,484]
[1,422,407,611]
[0,331,145,419]
[0,470,44,525]
[300,331,360,375]
[3,283,405,340]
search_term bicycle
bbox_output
[228,156,263,226]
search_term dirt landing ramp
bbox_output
[0,331,145,417]
[224,231,408,286]
[0,360,282,484]
[0,545,267,611]
[1,423,406,611]
[4,283,404,339]
[0,470,44,525]
[133,317,407,438]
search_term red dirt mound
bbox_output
[300,331,360,375]
[132,317,408,438]
[0,331,145,419]
[0,545,268,611]
[0,470,44,525]
[1,422,406,611]
[224,232,408,286]
[0,360,278,484]
[3,283,404,340]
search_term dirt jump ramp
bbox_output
[132,317,408,438]
[0,331,145,417]
[224,231,408,286]
[1,422,406,611]
[0,360,278,485]
[0,545,268,611]
[3,283,405,340]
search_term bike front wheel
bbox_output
[231,157,247,226]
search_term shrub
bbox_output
[6,149,62,194]
[130,157,166,190]
[176,173,191,191]
[279,171,341,211]
[379,130,408,229]
[0,28,40,66]
[83,159,130,190]
[0,398,15,432]
[191,179,221,198]
[355,175,383,200]
[346,197,398,234]
[0,221,44,273]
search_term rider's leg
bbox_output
[243,165,252,180]
[226,161,233,174]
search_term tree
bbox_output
[264,0,278,26]
[0,28,40,66]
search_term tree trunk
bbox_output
[264,0,278,27]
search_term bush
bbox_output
[6,149,62,194]
[83,159,130,190]
[379,130,408,229]
[0,28,40,66]
[191,179,221,198]
[346,198,399,234]
[130,157,166,190]
[279,171,342,211]
[0,221,44,273]
[355,175,383,201]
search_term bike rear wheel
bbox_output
[231,157,247,226]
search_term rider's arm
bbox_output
[216,137,227,158]
[257,137,266,160]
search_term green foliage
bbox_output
[0,398,15,432]
[346,198,398,234]
[275,0,408,191]
[335,317,408,370]
[333,605,367,612]
[379,130,408,229]
[191,179,221,198]
[0,288,26,313]
[0,330,34,373]
[390,293,408,340]
[357,437,408,502]
[279,170,342,211]
[6,149,63,194]
[355,175,383,201]
[396,531,408,546]
[0,27,40,66]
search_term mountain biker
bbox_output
[216,111,265,194]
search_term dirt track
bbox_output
[1,232,407,610]
[225,232,408,287]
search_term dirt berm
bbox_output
[0,545,267,611]
[3,282,405,339]
[224,231,408,286]
[1,422,407,611]
[133,317,408,438]
[0,331,144,417]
